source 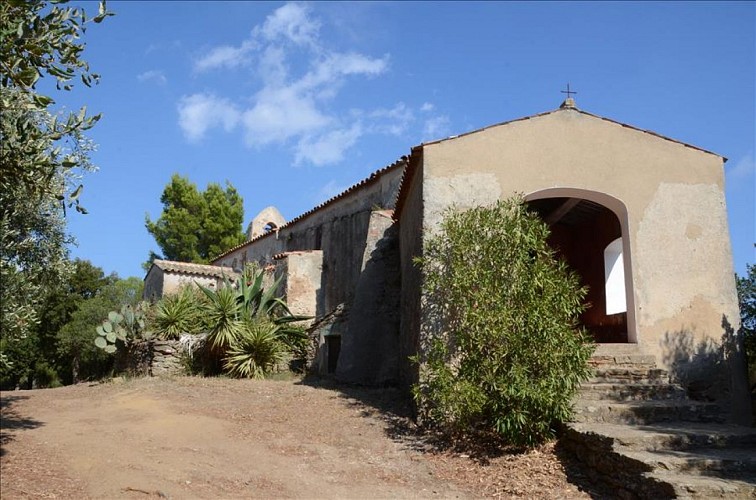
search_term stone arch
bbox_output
[525,188,637,343]
[246,206,286,241]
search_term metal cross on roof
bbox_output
[561,83,577,99]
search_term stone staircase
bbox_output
[562,344,756,499]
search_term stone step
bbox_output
[579,382,687,402]
[588,366,670,385]
[568,422,756,451]
[589,354,658,368]
[593,343,646,356]
[646,470,756,499]
[623,447,756,477]
[572,399,724,425]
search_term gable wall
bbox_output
[418,109,745,418]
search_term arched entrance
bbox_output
[526,189,636,343]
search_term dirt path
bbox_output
[1,377,593,499]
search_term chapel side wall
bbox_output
[419,109,746,421]
[213,165,403,316]
[398,161,425,390]
[143,267,164,301]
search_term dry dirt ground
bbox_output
[1,376,599,499]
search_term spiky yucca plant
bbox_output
[199,285,242,350]
[153,286,206,340]
[224,321,287,379]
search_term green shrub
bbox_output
[412,196,594,447]
[33,361,62,389]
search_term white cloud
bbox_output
[136,70,167,85]
[256,3,320,47]
[194,40,257,73]
[181,2,448,165]
[241,87,331,145]
[295,124,363,166]
[177,94,240,142]
[369,103,414,136]
[422,115,452,141]
[420,102,434,112]
[727,153,755,179]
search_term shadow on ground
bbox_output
[296,375,612,498]
[0,394,43,457]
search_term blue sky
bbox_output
[58,1,754,278]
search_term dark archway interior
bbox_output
[528,197,628,343]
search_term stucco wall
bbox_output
[274,251,323,320]
[398,160,425,389]
[417,108,746,421]
[162,273,222,295]
[214,164,403,317]
[336,211,401,385]
[212,163,404,385]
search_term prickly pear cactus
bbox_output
[94,302,152,353]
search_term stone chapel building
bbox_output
[145,99,749,422]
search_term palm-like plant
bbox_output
[197,265,311,377]
[199,285,243,350]
[153,287,205,339]
[224,320,287,379]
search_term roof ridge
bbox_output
[211,158,407,262]
[392,105,724,221]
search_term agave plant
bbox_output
[237,266,310,343]
[223,320,288,379]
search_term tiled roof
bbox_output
[393,105,725,221]
[212,159,407,262]
[150,259,238,279]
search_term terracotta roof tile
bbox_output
[150,259,238,279]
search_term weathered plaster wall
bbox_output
[336,211,401,385]
[213,164,404,384]
[398,160,425,389]
[274,251,323,319]
[214,165,402,316]
[162,273,221,296]
[417,108,746,421]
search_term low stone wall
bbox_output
[151,340,183,376]
[120,339,185,377]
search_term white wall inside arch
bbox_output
[604,237,627,315]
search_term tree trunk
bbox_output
[72,353,80,384]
